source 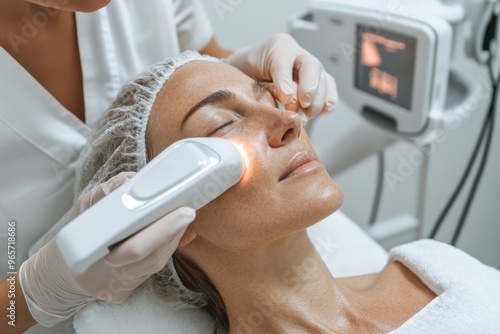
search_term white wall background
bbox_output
[200,0,500,269]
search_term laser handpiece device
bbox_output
[56,138,244,273]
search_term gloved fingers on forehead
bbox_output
[324,74,338,113]
[269,55,297,104]
[295,55,323,109]
[260,81,299,112]
[303,72,329,118]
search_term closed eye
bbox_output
[207,119,236,137]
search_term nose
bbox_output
[264,107,302,148]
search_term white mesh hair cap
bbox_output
[73,50,222,310]
[74,50,222,199]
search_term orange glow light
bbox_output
[227,138,253,186]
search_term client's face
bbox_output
[148,61,343,251]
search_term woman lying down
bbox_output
[73,51,500,333]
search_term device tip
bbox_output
[227,139,249,180]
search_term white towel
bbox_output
[74,239,500,333]
[389,239,500,333]
[73,279,216,333]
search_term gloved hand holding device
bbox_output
[226,33,338,122]
[19,172,195,327]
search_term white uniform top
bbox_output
[0,1,212,332]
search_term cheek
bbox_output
[189,135,344,250]
[190,175,274,250]
[185,133,274,249]
[191,167,343,251]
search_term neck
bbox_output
[192,231,364,333]
[0,1,69,27]
[0,1,74,55]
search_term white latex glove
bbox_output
[225,33,338,122]
[19,172,196,327]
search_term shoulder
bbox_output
[392,240,500,313]
[388,240,500,331]
[389,239,500,291]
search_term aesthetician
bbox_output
[0,0,337,333]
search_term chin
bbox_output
[303,170,343,211]
[281,180,343,236]
[311,183,344,221]
[79,0,111,12]
[52,0,111,12]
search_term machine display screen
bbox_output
[355,26,417,110]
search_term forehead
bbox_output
[148,60,254,150]
[153,60,253,116]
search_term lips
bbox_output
[279,150,320,182]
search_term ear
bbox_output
[178,225,198,248]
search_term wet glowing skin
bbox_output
[148,61,343,251]
[147,61,435,333]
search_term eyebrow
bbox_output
[180,81,272,130]
[251,81,271,96]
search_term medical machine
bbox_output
[290,0,500,247]
[290,0,500,137]
[57,138,244,273]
